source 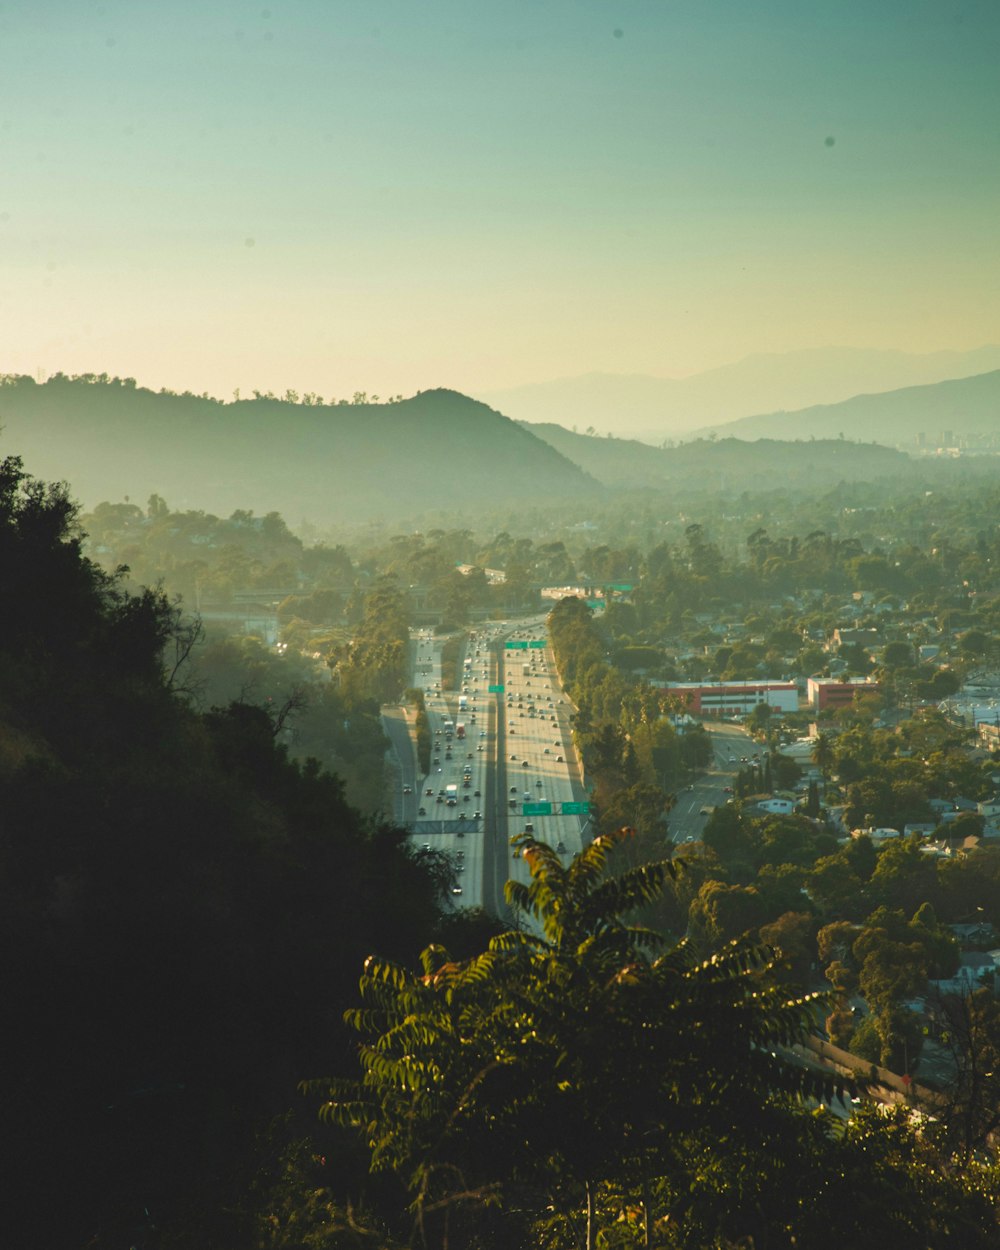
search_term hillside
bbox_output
[695,369,1000,445]
[478,345,1000,440]
[524,422,915,490]
[0,378,599,523]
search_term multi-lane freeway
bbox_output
[389,621,758,911]
[388,618,588,918]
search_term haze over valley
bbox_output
[5,2,1000,1247]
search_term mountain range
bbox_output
[478,346,1000,441]
[4,368,999,529]
[0,380,598,525]
[522,425,914,490]
[690,368,1000,445]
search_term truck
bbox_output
[458,695,468,712]
[522,663,531,676]
[456,722,466,739]
[446,784,458,805]
[443,719,454,739]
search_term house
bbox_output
[929,952,1000,997]
[754,798,796,816]
[830,627,884,651]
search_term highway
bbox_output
[496,625,588,911]
[389,622,762,906]
[388,617,589,919]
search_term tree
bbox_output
[936,988,1000,1164]
[313,829,831,1249]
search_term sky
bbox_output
[1,0,998,399]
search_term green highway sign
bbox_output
[523,802,552,816]
[488,683,504,693]
[529,639,546,648]
[561,802,590,815]
[505,640,528,649]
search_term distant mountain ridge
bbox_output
[691,369,1000,444]
[479,346,1000,440]
[522,422,914,490]
[0,379,599,524]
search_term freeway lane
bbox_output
[387,618,589,918]
[499,621,588,907]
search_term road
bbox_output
[494,620,588,916]
[668,721,761,844]
[385,617,589,919]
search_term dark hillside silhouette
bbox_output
[0,378,600,524]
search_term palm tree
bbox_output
[812,729,834,780]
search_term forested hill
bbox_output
[524,422,914,489]
[694,368,1000,444]
[0,377,599,523]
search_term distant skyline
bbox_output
[2,0,998,400]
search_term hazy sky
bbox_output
[2,0,998,398]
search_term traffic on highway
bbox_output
[393,618,589,917]
[393,619,757,911]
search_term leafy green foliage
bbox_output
[312,828,836,1247]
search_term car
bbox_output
[480,730,487,737]
[556,755,564,762]
[522,759,529,767]
[417,806,426,815]
[472,810,482,818]
[422,843,431,851]
[402,785,412,794]
[477,745,484,751]
[510,785,518,793]
[536,780,543,788]
[474,789,481,797]
[557,842,566,854]
[435,729,442,736]
[451,886,463,896]
[543,747,549,754]
[524,823,534,833]
[510,753,518,760]
[509,798,517,808]
[425,787,434,796]
[433,757,440,765]
[436,795,444,804]
[467,752,474,759]
[724,786,733,793]
[459,811,467,819]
